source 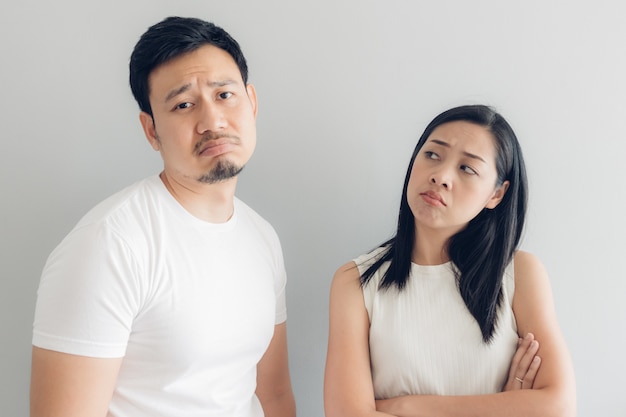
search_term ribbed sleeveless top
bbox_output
[356,247,518,398]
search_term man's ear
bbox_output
[139,112,160,151]
[485,180,510,209]
[246,83,258,119]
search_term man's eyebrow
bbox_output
[165,83,191,103]
[164,80,238,104]
[429,139,487,163]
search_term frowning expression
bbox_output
[407,121,509,235]
[140,44,258,185]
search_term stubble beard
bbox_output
[193,132,244,184]
[153,124,246,185]
[197,159,244,184]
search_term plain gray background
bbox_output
[1,1,625,416]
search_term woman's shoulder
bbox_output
[513,250,547,278]
[354,245,387,263]
[512,249,552,310]
[332,246,390,293]
[332,261,361,287]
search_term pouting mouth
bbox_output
[420,190,446,206]
[195,133,239,155]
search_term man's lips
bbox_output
[198,139,235,156]
[195,134,239,156]
[420,190,446,206]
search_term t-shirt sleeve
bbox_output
[272,234,288,325]
[33,221,141,358]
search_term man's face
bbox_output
[140,44,257,186]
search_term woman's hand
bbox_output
[503,333,541,391]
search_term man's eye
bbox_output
[218,92,233,100]
[176,102,193,110]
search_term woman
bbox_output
[324,105,576,417]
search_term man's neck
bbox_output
[159,171,237,223]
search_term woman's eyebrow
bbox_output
[429,139,486,163]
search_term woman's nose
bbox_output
[430,169,451,189]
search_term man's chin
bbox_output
[197,162,244,184]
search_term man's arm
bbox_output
[30,346,123,417]
[255,322,296,417]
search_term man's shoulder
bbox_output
[234,197,270,224]
[73,175,162,233]
[234,197,280,240]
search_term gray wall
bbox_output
[2,1,625,416]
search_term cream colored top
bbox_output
[357,247,518,399]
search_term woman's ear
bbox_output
[485,180,510,209]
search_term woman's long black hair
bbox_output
[360,105,528,343]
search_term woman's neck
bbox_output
[411,225,452,265]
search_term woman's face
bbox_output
[406,121,509,237]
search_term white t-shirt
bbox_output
[357,247,518,399]
[33,175,287,417]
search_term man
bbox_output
[31,16,296,417]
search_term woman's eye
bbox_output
[176,102,193,110]
[218,91,233,100]
[461,165,477,175]
[425,151,440,160]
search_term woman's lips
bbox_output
[420,190,446,206]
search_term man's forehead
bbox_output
[148,46,243,96]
